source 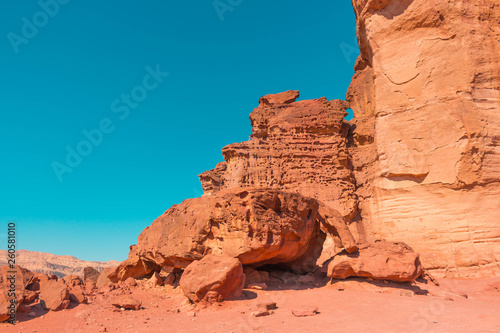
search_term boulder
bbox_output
[111,295,141,310]
[327,241,423,282]
[96,268,113,288]
[69,286,88,304]
[179,255,245,303]
[39,280,70,311]
[83,267,100,284]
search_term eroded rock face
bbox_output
[348,0,500,277]
[179,255,245,303]
[199,94,358,222]
[110,187,357,281]
[327,241,423,282]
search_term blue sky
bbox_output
[0,0,359,261]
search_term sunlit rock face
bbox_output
[348,0,500,277]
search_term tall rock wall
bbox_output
[348,0,500,277]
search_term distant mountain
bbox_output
[0,249,120,278]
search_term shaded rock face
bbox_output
[110,188,357,281]
[327,241,423,282]
[199,93,358,222]
[348,0,500,277]
[179,255,245,303]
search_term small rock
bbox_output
[257,301,277,310]
[252,309,270,317]
[111,296,141,310]
[28,312,36,317]
[248,283,267,290]
[292,306,319,317]
[400,290,415,297]
[124,277,137,287]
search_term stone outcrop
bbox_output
[109,187,358,281]
[179,255,245,303]
[327,241,423,282]
[199,91,358,221]
[347,0,500,278]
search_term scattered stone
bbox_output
[248,283,267,290]
[257,301,277,311]
[292,306,319,317]
[252,309,270,317]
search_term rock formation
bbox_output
[347,0,500,278]
[109,187,358,281]
[199,91,358,221]
[113,1,500,281]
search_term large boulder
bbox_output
[83,267,100,284]
[39,280,70,311]
[109,188,357,281]
[179,255,245,303]
[327,241,424,282]
[0,265,35,322]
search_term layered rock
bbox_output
[199,91,358,222]
[348,0,500,277]
[110,187,358,281]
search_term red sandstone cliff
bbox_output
[348,0,500,277]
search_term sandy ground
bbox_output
[2,276,500,333]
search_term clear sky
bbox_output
[0,0,359,261]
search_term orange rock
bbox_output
[327,241,423,283]
[179,255,245,303]
[110,295,141,310]
[39,280,71,311]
